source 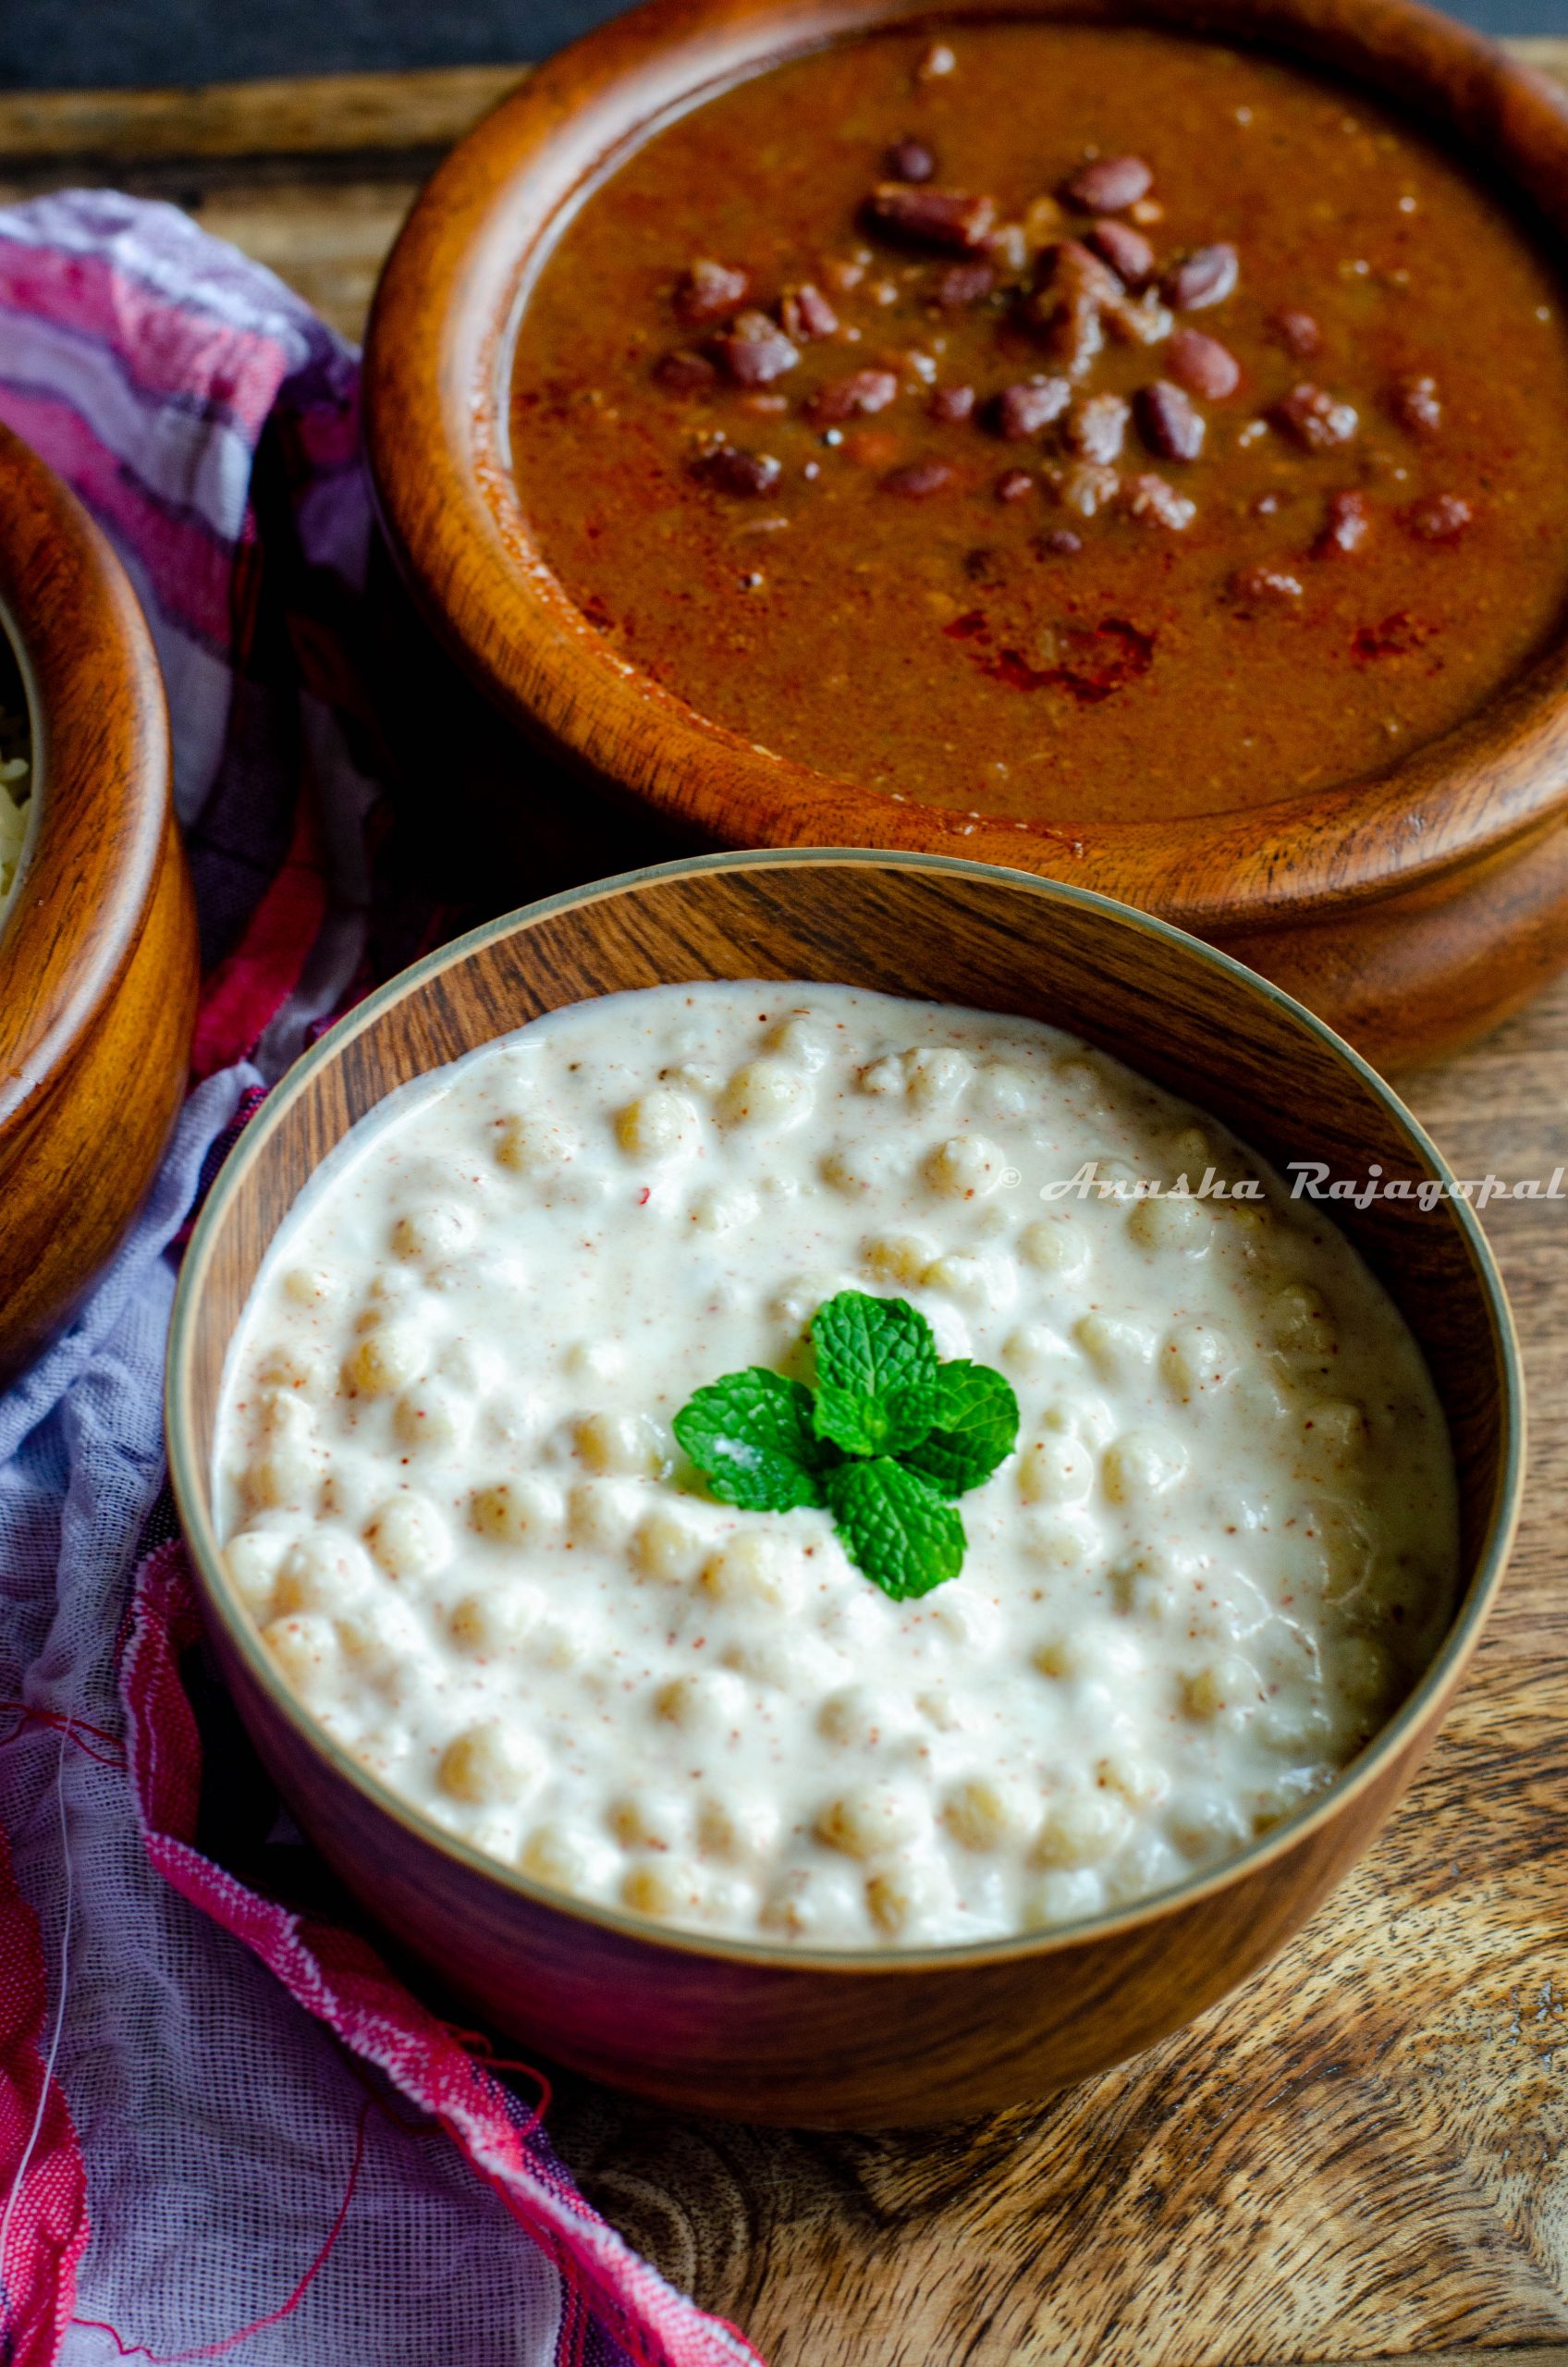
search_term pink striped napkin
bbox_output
[0,190,764,2367]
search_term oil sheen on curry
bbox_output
[509,21,1568,824]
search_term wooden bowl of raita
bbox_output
[166,849,1520,2125]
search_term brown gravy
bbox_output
[510,21,1568,825]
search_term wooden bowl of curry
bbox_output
[366,0,1568,1071]
[0,421,199,1380]
[166,849,1522,2127]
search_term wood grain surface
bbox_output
[11,48,1566,2363]
[0,64,524,338]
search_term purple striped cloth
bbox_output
[0,190,764,2367]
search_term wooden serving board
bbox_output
[4,53,1567,2366]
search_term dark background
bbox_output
[2,0,1565,89]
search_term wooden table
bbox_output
[4,54,1567,2367]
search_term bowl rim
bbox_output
[165,844,1525,1976]
[0,420,172,1132]
[363,0,1568,933]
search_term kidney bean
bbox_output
[1268,307,1322,357]
[928,384,977,423]
[1088,218,1155,285]
[881,458,956,497]
[1315,489,1370,556]
[1161,243,1239,311]
[1070,391,1130,465]
[1044,238,1170,359]
[655,349,717,392]
[708,310,800,386]
[1136,380,1206,461]
[1035,527,1084,555]
[781,283,839,340]
[1391,373,1442,435]
[1062,154,1153,212]
[994,377,1072,438]
[935,260,997,308]
[1407,493,1473,541]
[692,445,783,496]
[1233,562,1304,603]
[1055,300,1105,377]
[1273,382,1358,451]
[674,258,751,325]
[867,183,998,251]
[1124,472,1196,531]
[1032,239,1122,375]
[1040,238,1124,306]
[887,137,937,182]
[996,468,1035,502]
[1166,328,1240,400]
[806,368,900,425]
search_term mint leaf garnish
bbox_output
[813,1377,936,1458]
[812,1292,937,1404]
[672,1368,835,1512]
[670,1290,1019,1596]
[900,1361,1020,1499]
[810,1291,939,1455]
[823,1458,966,1600]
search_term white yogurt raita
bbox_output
[214,982,1458,1949]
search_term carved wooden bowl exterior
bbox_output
[362,0,1568,1072]
[0,422,198,1383]
[165,850,1523,2128]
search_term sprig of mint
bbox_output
[671,1291,1019,1600]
